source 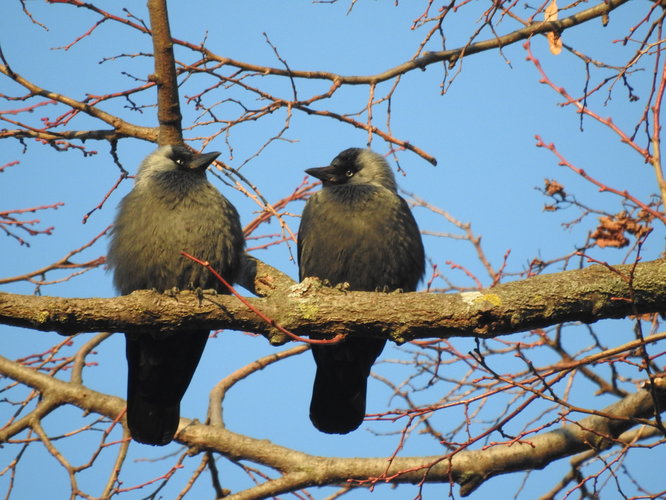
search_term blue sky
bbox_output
[1,1,663,499]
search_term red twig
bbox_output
[0,224,110,285]
[650,31,666,206]
[535,135,666,224]
[445,260,482,289]
[180,251,344,345]
[83,172,129,224]
[525,40,651,162]
[0,160,19,172]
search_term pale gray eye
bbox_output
[345,170,354,177]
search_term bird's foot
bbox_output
[193,287,218,306]
[164,286,181,298]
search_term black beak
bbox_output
[305,165,343,184]
[189,151,221,171]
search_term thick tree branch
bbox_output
[0,259,663,343]
[147,0,182,145]
[195,0,628,85]
[45,0,628,87]
[1,128,144,143]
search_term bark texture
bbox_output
[0,259,664,343]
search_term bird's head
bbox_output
[136,145,221,184]
[306,148,398,192]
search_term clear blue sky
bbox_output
[1,1,662,499]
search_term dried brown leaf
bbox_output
[545,0,562,55]
[544,178,566,197]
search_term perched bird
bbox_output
[298,148,425,434]
[108,145,244,445]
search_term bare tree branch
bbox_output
[0,49,157,143]
[191,0,629,85]
[147,0,182,145]
[0,259,663,342]
[0,351,663,498]
[1,1,664,498]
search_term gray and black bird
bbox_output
[108,145,244,445]
[298,148,425,434]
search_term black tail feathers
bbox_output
[126,396,180,446]
[309,338,385,434]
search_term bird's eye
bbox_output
[174,158,185,167]
[345,170,354,177]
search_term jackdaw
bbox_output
[298,148,425,434]
[108,145,244,445]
